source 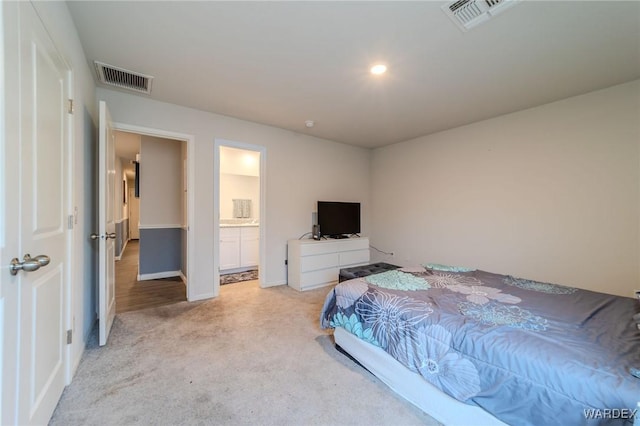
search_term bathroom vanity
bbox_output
[220,220,259,272]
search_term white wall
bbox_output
[30,1,98,378]
[371,80,640,298]
[97,87,371,298]
[139,136,183,227]
[220,174,260,219]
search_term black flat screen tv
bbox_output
[317,201,360,238]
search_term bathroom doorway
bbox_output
[214,139,266,294]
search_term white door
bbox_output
[128,187,140,239]
[97,101,116,346]
[2,2,71,424]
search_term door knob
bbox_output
[90,233,117,240]
[10,254,50,276]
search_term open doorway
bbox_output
[113,129,190,312]
[214,139,266,295]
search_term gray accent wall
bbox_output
[181,228,188,278]
[139,228,182,275]
[115,218,129,258]
[115,222,123,257]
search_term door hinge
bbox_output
[67,99,74,115]
[68,214,74,230]
[66,329,72,345]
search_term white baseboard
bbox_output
[114,238,130,261]
[137,270,182,281]
[179,271,187,285]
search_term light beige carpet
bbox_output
[50,280,440,425]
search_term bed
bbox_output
[320,265,640,426]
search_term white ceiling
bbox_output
[114,131,139,178]
[67,1,640,149]
[220,146,260,176]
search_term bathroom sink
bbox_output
[220,219,259,227]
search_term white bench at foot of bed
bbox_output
[334,327,507,426]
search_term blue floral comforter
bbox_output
[320,267,640,426]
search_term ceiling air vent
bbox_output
[442,0,520,32]
[94,61,153,94]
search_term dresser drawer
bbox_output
[300,253,339,273]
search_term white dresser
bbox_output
[287,237,370,291]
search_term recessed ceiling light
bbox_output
[370,64,387,75]
[242,154,256,166]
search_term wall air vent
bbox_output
[442,0,520,32]
[94,61,153,94]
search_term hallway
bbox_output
[116,240,187,313]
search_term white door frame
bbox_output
[112,122,195,300]
[213,138,267,295]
